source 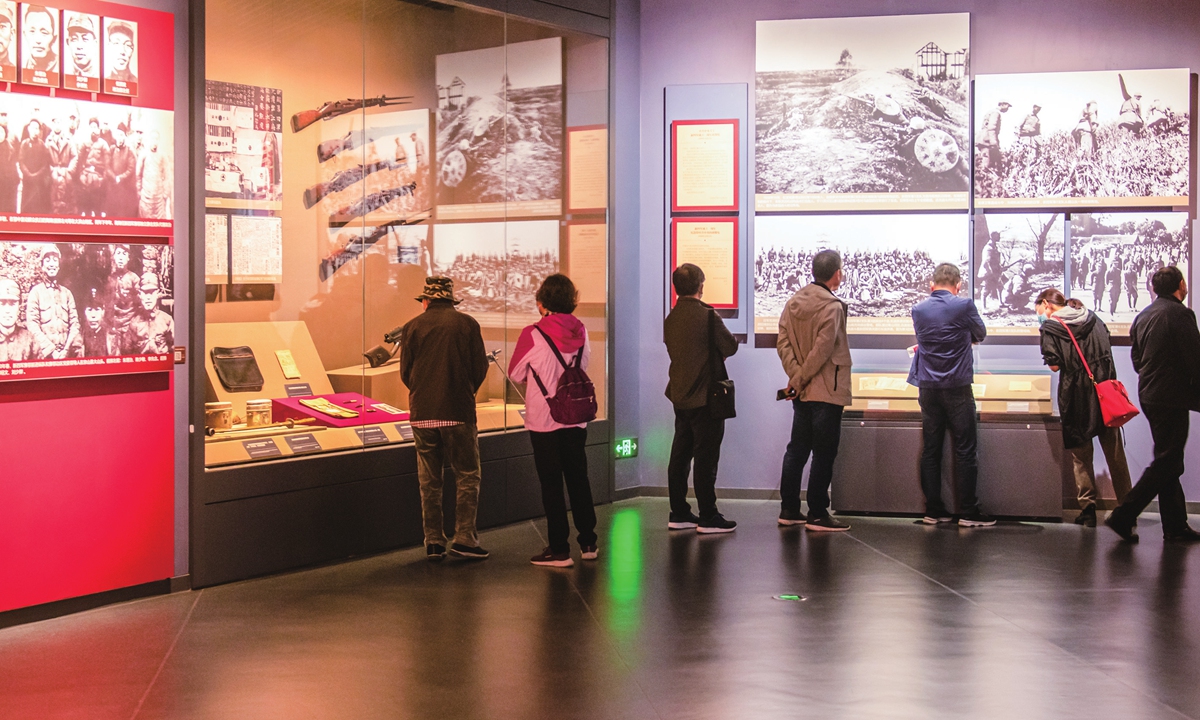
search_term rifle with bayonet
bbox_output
[319,217,425,282]
[327,183,419,228]
[291,94,413,133]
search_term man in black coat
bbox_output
[1106,266,1200,542]
[663,263,738,533]
[400,276,491,561]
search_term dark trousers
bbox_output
[1112,403,1190,535]
[530,428,598,554]
[779,400,844,517]
[667,405,724,519]
[918,386,980,516]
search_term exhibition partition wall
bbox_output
[0,0,188,616]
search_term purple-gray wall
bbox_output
[616,0,1200,499]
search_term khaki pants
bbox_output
[1069,427,1133,507]
[413,423,482,548]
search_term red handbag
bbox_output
[1054,317,1140,428]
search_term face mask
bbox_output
[1037,313,1047,326]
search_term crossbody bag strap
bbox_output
[529,367,552,398]
[1053,316,1095,382]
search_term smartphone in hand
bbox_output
[777,388,797,401]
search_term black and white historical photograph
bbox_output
[205,80,283,211]
[1069,212,1190,327]
[433,220,559,316]
[20,3,59,87]
[315,107,429,227]
[974,69,1190,207]
[755,213,969,333]
[435,37,563,215]
[61,11,99,92]
[0,92,174,219]
[0,1,15,83]
[387,224,431,273]
[0,240,173,363]
[755,13,970,210]
[973,213,1065,331]
[102,16,137,95]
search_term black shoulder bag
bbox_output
[706,311,736,420]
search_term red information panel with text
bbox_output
[0,0,173,382]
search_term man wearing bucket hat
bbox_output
[399,276,491,561]
[26,244,82,359]
[0,277,36,362]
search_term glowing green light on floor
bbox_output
[774,594,807,602]
[606,508,643,636]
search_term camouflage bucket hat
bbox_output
[415,276,460,304]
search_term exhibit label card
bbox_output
[755,14,970,211]
[355,426,388,446]
[974,69,1190,208]
[672,218,737,308]
[567,222,607,304]
[672,120,738,212]
[284,433,321,455]
[242,439,282,459]
[284,382,314,398]
[567,126,608,213]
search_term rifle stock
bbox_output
[291,109,323,133]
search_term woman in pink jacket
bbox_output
[509,274,598,567]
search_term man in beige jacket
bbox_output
[776,250,852,531]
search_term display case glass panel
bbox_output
[204,0,609,466]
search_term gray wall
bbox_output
[620,0,1200,498]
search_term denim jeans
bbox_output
[413,423,482,548]
[918,386,979,516]
[779,400,844,517]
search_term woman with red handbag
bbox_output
[1035,289,1132,528]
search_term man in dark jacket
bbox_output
[399,276,491,561]
[1106,266,1200,542]
[663,263,738,533]
[909,263,994,527]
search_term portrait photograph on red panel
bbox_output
[670,217,739,309]
[0,1,17,83]
[671,119,739,213]
[0,238,174,380]
[61,10,100,91]
[19,3,61,88]
[101,15,136,96]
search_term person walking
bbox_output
[663,263,738,534]
[399,276,492,561]
[509,274,599,568]
[1106,267,1200,542]
[909,263,995,527]
[1035,290,1132,528]
[776,249,852,532]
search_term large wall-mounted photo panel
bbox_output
[974,213,1065,335]
[754,213,969,335]
[975,69,1190,209]
[204,80,283,213]
[1068,212,1190,334]
[755,13,970,212]
[435,37,563,221]
[0,91,174,234]
[0,239,173,379]
[433,220,560,324]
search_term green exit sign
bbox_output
[614,438,639,459]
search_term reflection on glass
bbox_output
[606,508,643,638]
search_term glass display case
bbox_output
[203,0,609,466]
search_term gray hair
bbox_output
[812,250,842,283]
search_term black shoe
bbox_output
[696,514,737,534]
[426,544,447,562]
[778,508,807,526]
[958,512,997,528]
[922,513,954,525]
[530,547,574,567]
[1164,526,1200,543]
[806,513,850,532]
[668,511,700,530]
[449,543,490,560]
[580,545,599,560]
[1075,505,1097,528]
[1104,514,1139,543]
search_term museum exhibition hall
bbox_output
[3,0,1200,717]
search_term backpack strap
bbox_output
[534,325,571,370]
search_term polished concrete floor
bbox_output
[3,497,1200,719]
